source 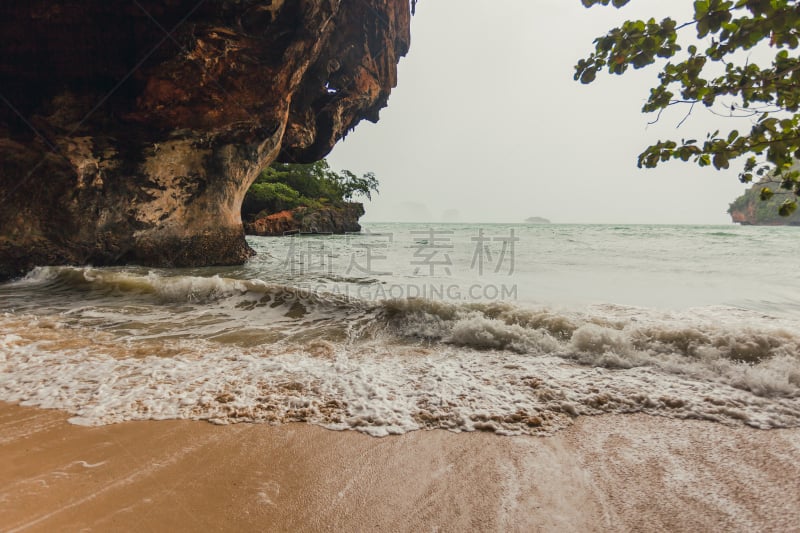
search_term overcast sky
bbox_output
[327,0,758,224]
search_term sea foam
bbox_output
[2,268,800,435]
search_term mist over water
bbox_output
[2,224,800,436]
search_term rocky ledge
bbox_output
[0,1,410,281]
[245,203,365,236]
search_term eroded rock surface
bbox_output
[0,0,410,280]
[244,203,365,236]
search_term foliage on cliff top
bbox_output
[242,159,378,219]
[576,0,800,217]
[729,177,800,224]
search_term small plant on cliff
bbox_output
[576,0,800,216]
[242,159,379,219]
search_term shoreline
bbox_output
[1,402,798,531]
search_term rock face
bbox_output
[729,204,758,225]
[0,1,410,280]
[729,181,800,226]
[244,203,365,236]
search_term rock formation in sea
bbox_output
[0,1,410,281]
[245,203,365,236]
[729,181,800,226]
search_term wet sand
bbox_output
[1,402,799,532]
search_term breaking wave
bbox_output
[2,266,800,436]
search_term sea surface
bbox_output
[2,223,800,436]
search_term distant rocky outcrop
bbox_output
[0,1,410,281]
[245,203,365,236]
[524,216,551,224]
[729,182,800,226]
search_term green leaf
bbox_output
[576,0,800,218]
[713,152,730,169]
[779,200,798,217]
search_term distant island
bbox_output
[728,180,800,226]
[524,216,551,224]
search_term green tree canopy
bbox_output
[242,159,379,219]
[576,0,800,216]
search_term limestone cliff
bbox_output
[245,203,364,236]
[0,1,410,280]
[728,181,800,226]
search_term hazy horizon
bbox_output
[356,220,744,226]
[328,0,758,225]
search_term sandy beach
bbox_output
[1,402,798,532]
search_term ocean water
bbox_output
[2,223,800,436]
